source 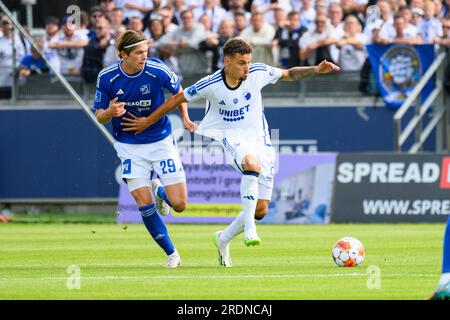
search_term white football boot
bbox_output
[212,231,232,267]
[165,250,181,268]
[151,179,171,216]
[244,223,261,247]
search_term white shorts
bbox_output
[221,135,276,201]
[115,135,186,187]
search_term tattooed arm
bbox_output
[281,60,341,81]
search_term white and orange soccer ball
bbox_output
[332,237,365,267]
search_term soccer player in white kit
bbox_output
[122,39,340,267]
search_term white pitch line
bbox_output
[0,273,438,282]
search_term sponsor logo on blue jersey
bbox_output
[140,84,151,95]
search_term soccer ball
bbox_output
[332,237,365,267]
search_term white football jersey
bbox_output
[183,63,283,142]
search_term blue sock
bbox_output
[156,186,172,207]
[139,205,175,256]
[443,216,450,273]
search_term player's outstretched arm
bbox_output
[121,91,188,134]
[281,60,340,81]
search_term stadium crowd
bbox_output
[1,0,450,98]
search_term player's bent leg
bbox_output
[164,182,188,213]
[212,231,232,267]
[255,199,270,220]
[240,154,261,247]
[128,181,181,268]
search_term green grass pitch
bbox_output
[0,223,445,299]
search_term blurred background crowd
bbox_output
[1,0,450,95]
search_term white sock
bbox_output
[438,272,450,287]
[240,173,259,232]
[221,211,245,244]
[221,211,261,244]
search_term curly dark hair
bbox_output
[223,38,252,57]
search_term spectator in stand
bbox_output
[233,10,248,36]
[273,10,307,68]
[299,13,338,66]
[78,11,90,37]
[198,14,218,72]
[173,0,188,25]
[82,18,114,83]
[159,9,208,76]
[433,0,444,19]
[341,0,364,25]
[116,0,151,24]
[88,6,106,40]
[273,7,288,29]
[19,39,49,78]
[0,16,25,98]
[193,0,228,33]
[49,16,89,75]
[42,16,61,76]
[336,15,367,71]
[110,7,127,36]
[199,17,235,71]
[240,11,276,65]
[442,0,450,18]
[143,0,164,30]
[103,31,120,67]
[146,16,180,74]
[420,1,443,44]
[363,0,393,44]
[434,17,450,47]
[225,0,251,21]
[128,16,144,31]
[410,0,425,10]
[299,0,316,30]
[101,0,116,12]
[375,13,422,45]
[160,6,179,33]
[328,3,346,65]
[251,0,292,26]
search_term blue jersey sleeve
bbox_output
[161,66,181,95]
[93,75,111,110]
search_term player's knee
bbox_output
[242,155,260,173]
[171,199,187,213]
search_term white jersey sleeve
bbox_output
[183,72,221,102]
[249,63,283,89]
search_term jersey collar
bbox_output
[221,68,243,91]
[119,59,145,78]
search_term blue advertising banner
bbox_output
[366,44,435,108]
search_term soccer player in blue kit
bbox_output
[430,217,450,299]
[94,30,195,268]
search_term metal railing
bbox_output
[393,50,448,153]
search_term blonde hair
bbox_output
[115,30,148,57]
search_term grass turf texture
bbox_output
[0,223,444,299]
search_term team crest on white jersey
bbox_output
[140,84,151,95]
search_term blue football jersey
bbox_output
[93,57,181,144]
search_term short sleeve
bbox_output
[162,68,181,95]
[93,75,110,110]
[251,63,283,89]
[183,75,213,103]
